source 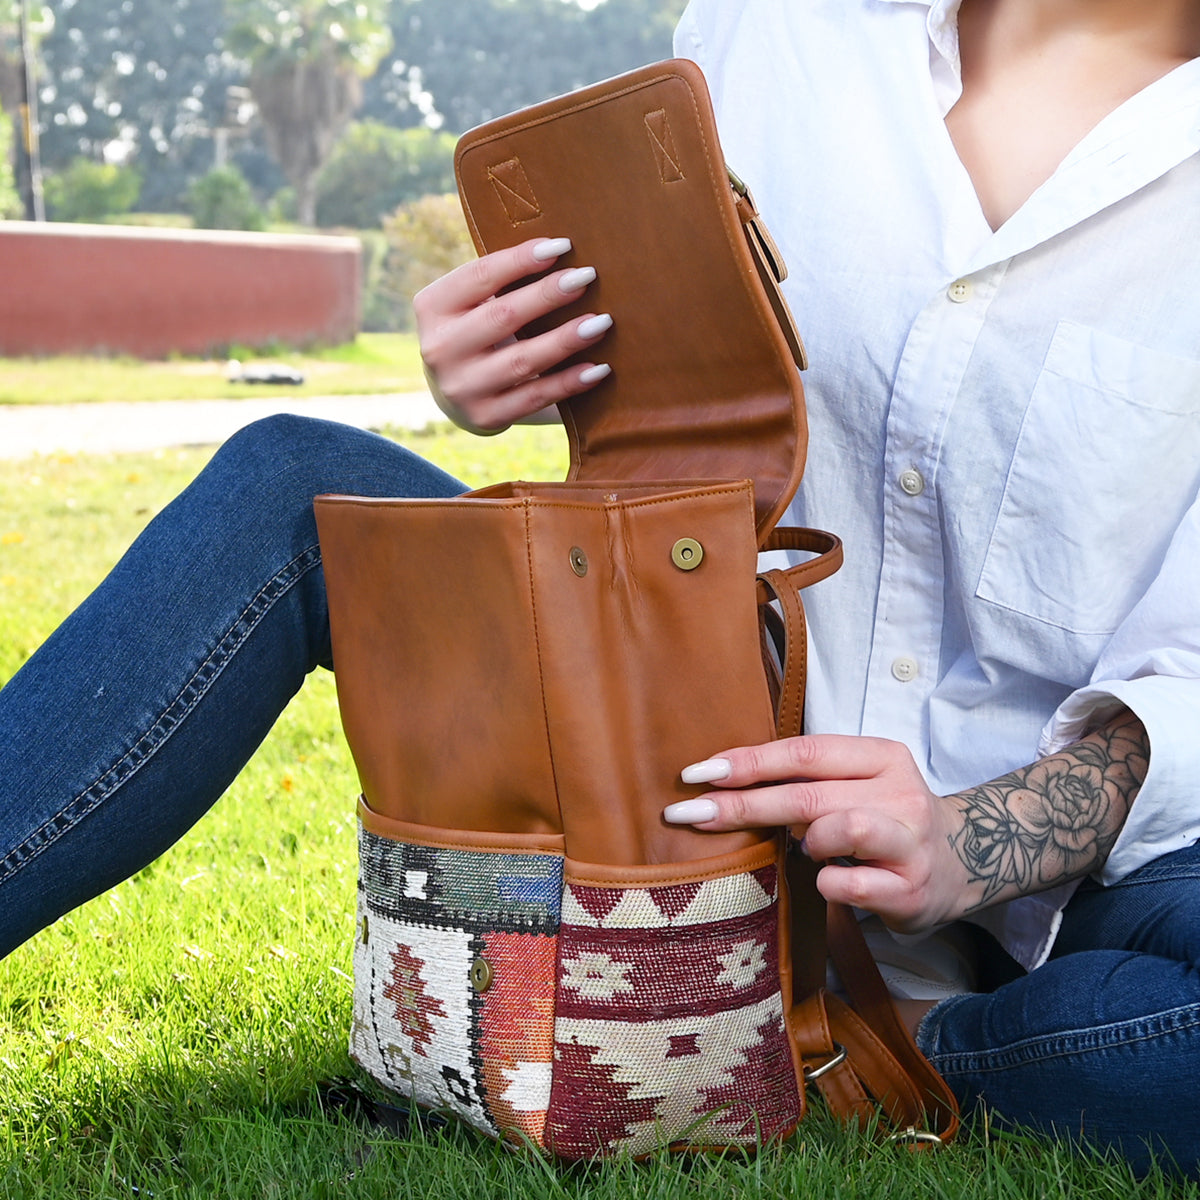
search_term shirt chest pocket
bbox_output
[976,321,1200,637]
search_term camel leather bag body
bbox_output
[314,59,958,1160]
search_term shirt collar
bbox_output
[875,0,964,98]
[872,0,1200,263]
[969,55,1200,270]
[924,0,963,75]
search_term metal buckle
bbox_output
[886,1126,945,1149]
[802,1042,848,1084]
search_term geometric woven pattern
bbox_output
[477,930,558,1144]
[352,824,561,1142]
[352,823,799,1158]
[546,863,803,1157]
[358,829,562,929]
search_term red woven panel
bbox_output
[546,864,801,1157]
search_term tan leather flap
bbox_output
[454,59,807,543]
[357,796,566,855]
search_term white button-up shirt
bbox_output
[676,0,1200,967]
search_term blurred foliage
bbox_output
[226,0,392,224]
[266,182,297,223]
[366,0,687,131]
[357,227,392,332]
[374,192,474,331]
[31,0,242,213]
[225,0,391,74]
[188,163,266,230]
[315,120,455,228]
[0,104,20,217]
[42,157,141,222]
[12,0,685,220]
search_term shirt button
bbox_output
[947,279,972,303]
[891,657,919,683]
[898,468,925,496]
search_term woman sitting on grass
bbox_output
[3,0,1199,1175]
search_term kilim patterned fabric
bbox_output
[546,862,802,1157]
[352,825,562,1143]
[352,824,799,1157]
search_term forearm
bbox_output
[947,708,1149,917]
[665,708,1151,934]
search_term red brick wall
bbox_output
[0,222,361,357]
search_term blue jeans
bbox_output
[2,416,1195,1174]
[918,841,1200,1175]
[0,415,461,957]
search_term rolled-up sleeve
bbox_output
[1039,490,1200,884]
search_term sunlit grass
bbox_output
[0,333,425,406]
[0,428,1192,1197]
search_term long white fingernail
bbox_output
[558,266,596,293]
[663,798,720,824]
[578,363,611,384]
[681,758,732,784]
[532,237,572,261]
[577,313,613,339]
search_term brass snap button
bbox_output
[470,957,494,992]
[569,546,588,576]
[671,538,704,571]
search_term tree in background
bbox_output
[377,191,473,329]
[9,0,689,224]
[0,101,20,217]
[584,0,688,77]
[364,0,585,132]
[314,119,454,227]
[188,162,265,229]
[0,0,54,217]
[42,157,140,221]
[225,0,391,226]
[0,19,22,202]
[364,0,686,134]
[32,0,240,212]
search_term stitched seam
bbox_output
[0,545,323,886]
[929,1002,1200,1078]
[459,71,687,160]
[644,108,685,182]
[523,506,562,830]
[347,485,755,516]
[486,158,542,225]
[508,486,753,516]
[456,66,801,525]
[563,845,778,887]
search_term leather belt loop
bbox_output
[756,526,843,739]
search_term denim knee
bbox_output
[210,415,463,511]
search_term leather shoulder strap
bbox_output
[821,903,960,1142]
[756,527,843,739]
[755,528,958,1142]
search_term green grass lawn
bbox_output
[0,334,426,406]
[0,431,1193,1198]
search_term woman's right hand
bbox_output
[413,236,613,436]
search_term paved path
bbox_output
[0,391,443,460]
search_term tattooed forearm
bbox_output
[947,710,1149,914]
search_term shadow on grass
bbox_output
[1,1025,1185,1200]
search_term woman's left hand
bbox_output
[664,734,967,933]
